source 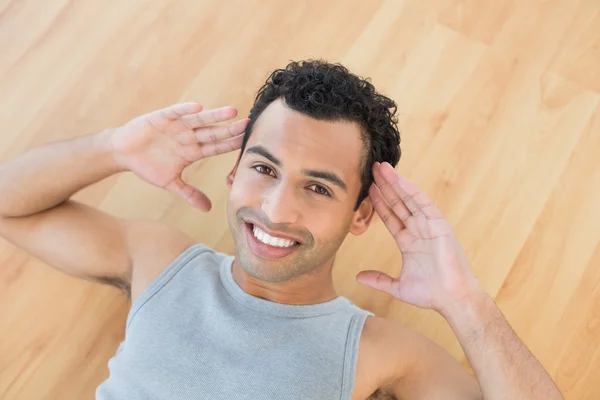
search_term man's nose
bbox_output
[261,183,300,226]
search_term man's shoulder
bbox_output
[128,220,201,302]
[354,315,419,399]
[358,316,405,382]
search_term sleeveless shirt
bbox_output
[96,243,374,399]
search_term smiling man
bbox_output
[0,60,563,399]
[228,100,381,304]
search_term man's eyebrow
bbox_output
[302,169,348,193]
[245,145,348,193]
[246,145,281,166]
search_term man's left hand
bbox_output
[356,162,482,315]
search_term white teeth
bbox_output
[252,225,297,248]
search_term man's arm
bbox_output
[376,292,558,400]
[0,103,248,301]
[363,316,481,400]
[0,129,193,301]
[0,199,197,301]
[441,286,562,400]
[0,129,136,294]
[357,161,564,400]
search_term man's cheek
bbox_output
[232,185,260,208]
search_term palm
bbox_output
[394,229,466,310]
[112,103,249,211]
[357,162,475,312]
[114,115,192,186]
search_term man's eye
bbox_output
[253,165,275,177]
[309,184,331,197]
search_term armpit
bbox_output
[94,275,131,298]
[367,388,397,400]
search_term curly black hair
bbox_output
[240,59,401,211]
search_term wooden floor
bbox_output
[0,0,599,398]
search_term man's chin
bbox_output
[238,257,288,283]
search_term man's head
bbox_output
[226,60,401,283]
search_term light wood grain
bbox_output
[1,1,599,399]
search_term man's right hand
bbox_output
[110,102,249,211]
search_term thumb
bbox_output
[356,270,396,296]
[166,176,212,212]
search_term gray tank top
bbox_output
[96,243,374,399]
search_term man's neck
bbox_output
[230,258,339,305]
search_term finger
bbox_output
[162,103,203,120]
[194,118,249,143]
[379,162,443,219]
[165,176,212,212]
[198,134,244,159]
[356,270,397,296]
[178,134,244,162]
[372,162,411,222]
[175,118,247,145]
[369,184,406,237]
[173,129,203,145]
[180,106,238,129]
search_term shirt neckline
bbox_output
[219,255,351,318]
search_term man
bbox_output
[0,60,564,399]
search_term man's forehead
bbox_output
[246,100,364,177]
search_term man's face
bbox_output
[227,99,368,283]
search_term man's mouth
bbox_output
[243,222,302,260]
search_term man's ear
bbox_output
[226,159,240,188]
[350,197,376,236]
